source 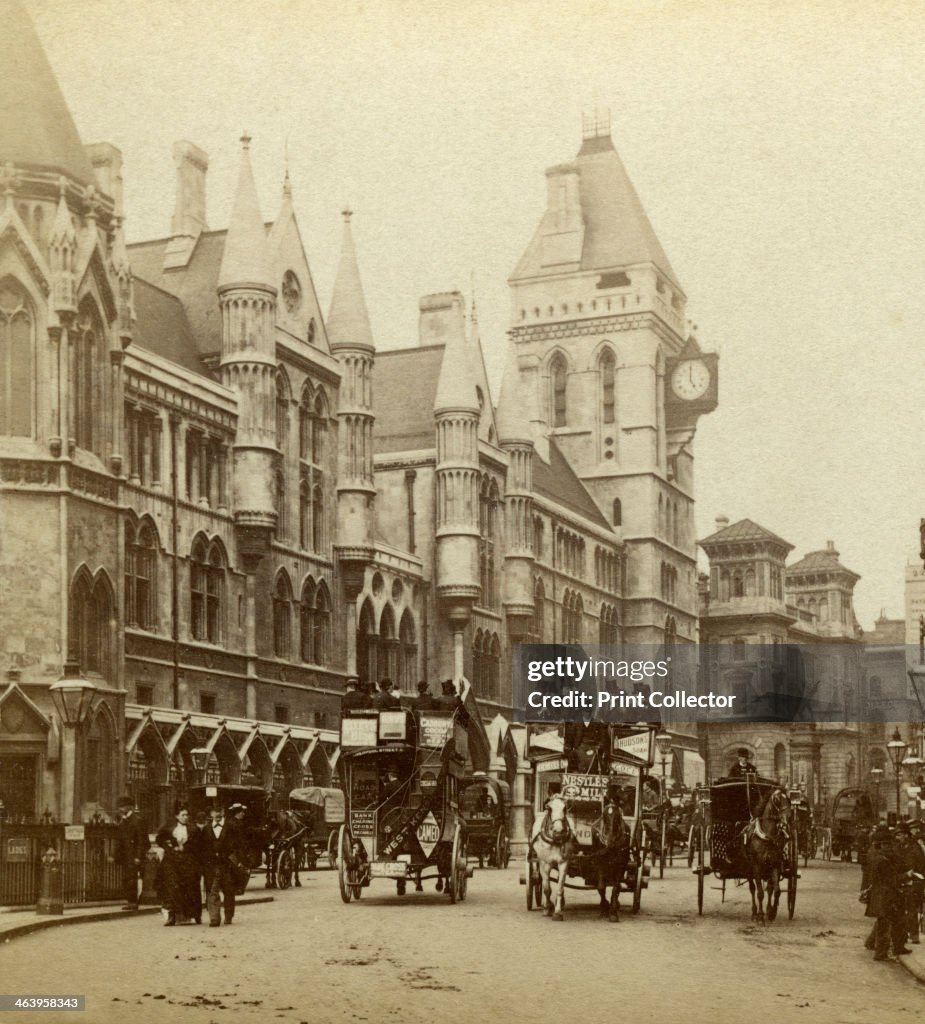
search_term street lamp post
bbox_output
[190,747,210,784]
[655,731,673,792]
[870,766,883,822]
[49,661,98,824]
[886,728,908,820]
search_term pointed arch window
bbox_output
[125,519,158,630]
[273,570,293,659]
[69,571,113,676]
[191,538,225,643]
[479,476,501,608]
[533,578,546,640]
[276,369,290,453]
[550,355,567,428]
[379,604,397,682]
[299,477,310,550]
[311,483,324,552]
[612,498,622,527]
[299,383,314,462]
[73,299,105,456]
[600,349,616,425]
[357,599,377,685]
[312,390,328,465]
[0,278,33,437]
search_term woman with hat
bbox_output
[155,805,204,925]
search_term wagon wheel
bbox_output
[337,824,361,904]
[276,846,293,890]
[327,829,338,869]
[659,813,668,879]
[495,826,510,870]
[448,825,468,904]
[687,824,696,869]
[696,819,705,916]
[787,833,798,919]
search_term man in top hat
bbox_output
[208,803,248,927]
[411,680,436,711]
[342,676,372,715]
[895,820,925,945]
[864,824,910,960]
[728,749,758,778]
[116,796,149,910]
[187,810,216,907]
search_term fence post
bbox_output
[36,846,63,915]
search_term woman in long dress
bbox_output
[155,807,203,924]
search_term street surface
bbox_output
[1,857,921,1024]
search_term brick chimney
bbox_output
[418,291,465,348]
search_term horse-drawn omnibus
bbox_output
[692,776,798,922]
[830,787,874,863]
[460,774,511,869]
[335,699,479,903]
[521,723,654,921]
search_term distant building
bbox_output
[698,516,868,818]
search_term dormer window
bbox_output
[282,270,302,314]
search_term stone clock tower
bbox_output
[508,117,718,644]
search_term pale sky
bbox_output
[24,0,925,630]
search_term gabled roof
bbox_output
[699,518,792,549]
[128,227,238,367]
[1,0,95,187]
[372,345,445,453]
[535,440,610,530]
[132,278,202,374]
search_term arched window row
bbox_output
[299,381,329,466]
[68,568,115,677]
[472,628,501,702]
[184,429,229,508]
[298,476,325,553]
[660,562,679,604]
[125,517,159,630]
[599,602,620,645]
[595,547,620,592]
[299,576,333,666]
[554,527,585,579]
[355,599,417,690]
[562,588,584,644]
[190,536,226,644]
[0,277,34,437]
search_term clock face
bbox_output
[671,359,710,400]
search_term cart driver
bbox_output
[728,748,758,778]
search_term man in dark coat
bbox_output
[895,821,925,945]
[116,797,149,910]
[207,804,248,927]
[865,825,910,960]
[341,676,372,715]
[372,678,401,710]
[411,681,436,711]
[728,749,758,778]
[187,810,215,906]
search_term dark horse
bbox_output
[590,798,631,922]
[264,809,307,889]
[744,788,791,923]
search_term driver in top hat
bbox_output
[728,748,758,778]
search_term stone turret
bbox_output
[217,133,278,565]
[328,210,376,617]
[496,344,535,638]
[434,319,481,674]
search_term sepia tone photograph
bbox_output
[1,0,924,1020]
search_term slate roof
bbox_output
[372,345,445,453]
[787,547,859,579]
[131,278,203,375]
[699,518,792,549]
[128,227,247,368]
[1,0,95,186]
[535,440,611,530]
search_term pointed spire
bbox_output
[217,132,274,291]
[495,343,532,445]
[327,209,374,351]
[434,312,479,415]
[1,0,94,186]
[50,179,75,247]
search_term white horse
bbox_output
[530,795,577,921]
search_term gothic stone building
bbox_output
[0,3,716,829]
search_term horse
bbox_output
[590,797,631,922]
[743,788,791,923]
[530,795,578,921]
[264,809,307,889]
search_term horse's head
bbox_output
[544,795,571,841]
[596,798,627,849]
[769,789,791,824]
